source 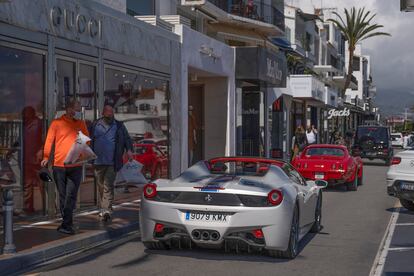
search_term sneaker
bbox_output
[57,225,76,235]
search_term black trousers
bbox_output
[52,166,82,227]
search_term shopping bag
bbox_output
[114,160,147,186]
[64,131,97,165]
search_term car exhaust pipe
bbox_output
[192,230,201,240]
[201,231,210,240]
[210,231,220,241]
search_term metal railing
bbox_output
[208,0,285,31]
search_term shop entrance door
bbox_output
[55,57,97,209]
[188,85,204,166]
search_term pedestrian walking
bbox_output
[90,105,133,222]
[291,125,308,160]
[41,100,88,235]
[306,125,317,145]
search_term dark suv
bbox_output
[353,126,393,165]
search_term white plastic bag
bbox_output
[64,131,97,165]
[115,160,148,186]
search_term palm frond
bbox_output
[360,32,391,41]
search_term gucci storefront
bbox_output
[235,47,287,158]
[0,0,180,218]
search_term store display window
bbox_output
[104,67,169,180]
[0,45,45,216]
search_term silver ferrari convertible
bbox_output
[139,157,327,259]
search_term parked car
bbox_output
[352,125,393,165]
[139,138,168,155]
[391,132,404,148]
[140,157,327,259]
[292,144,363,191]
[387,142,414,211]
[129,144,168,180]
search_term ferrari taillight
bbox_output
[143,183,157,199]
[267,189,283,206]
[154,223,165,233]
[252,229,264,239]
[391,157,401,165]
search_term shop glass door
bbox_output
[56,58,97,208]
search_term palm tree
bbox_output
[328,7,390,95]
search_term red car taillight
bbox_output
[391,157,401,165]
[252,229,264,239]
[267,189,283,206]
[143,183,157,199]
[154,223,165,233]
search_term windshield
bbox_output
[209,161,272,176]
[305,147,345,157]
[357,127,388,142]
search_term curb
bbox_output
[0,221,139,276]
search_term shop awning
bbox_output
[271,37,292,51]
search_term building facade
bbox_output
[0,0,181,217]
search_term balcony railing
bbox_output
[208,0,285,31]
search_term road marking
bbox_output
[388,247,414,252]
[369,202,401,276]
[395,223,414,226]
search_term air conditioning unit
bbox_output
[401,0,414,11]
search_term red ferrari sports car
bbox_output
[129,144,168,180]
[291,144,363,191]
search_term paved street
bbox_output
[27,162,398,276]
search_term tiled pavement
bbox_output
[0,187,142,276]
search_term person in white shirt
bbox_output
[306,125,317,144]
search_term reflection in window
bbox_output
[104,67,169,180]
[0,45,45,215]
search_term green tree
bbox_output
[328,8,390,95]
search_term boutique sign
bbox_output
[49,6,102,40]
[327,108,350,119]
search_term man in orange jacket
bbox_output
[41,100,89,235]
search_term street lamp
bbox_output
[401,0,414,12]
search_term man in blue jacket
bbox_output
[90,105,133,221]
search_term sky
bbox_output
[291,0,414,117]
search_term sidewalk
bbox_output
[0,198,141,276]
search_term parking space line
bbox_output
[369,203,401,276]
[394,223,414,226]
[388,247,414,252]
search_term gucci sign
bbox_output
[50,6,102,40]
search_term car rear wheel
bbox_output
[400,199,414,211]
[346,173,358,191]
[143,241,168,250]
[269,204,299,259]
[310,193,322,233]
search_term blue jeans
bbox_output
[52,166,82,227]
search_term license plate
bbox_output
[400,182,414,191]
[185,211,229,223]
[315,173,324,179]
[366,152,376,157]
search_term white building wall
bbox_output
[174,24,236,169]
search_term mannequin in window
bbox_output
[188,105,198,166]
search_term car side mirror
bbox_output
[315,180,328,188]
